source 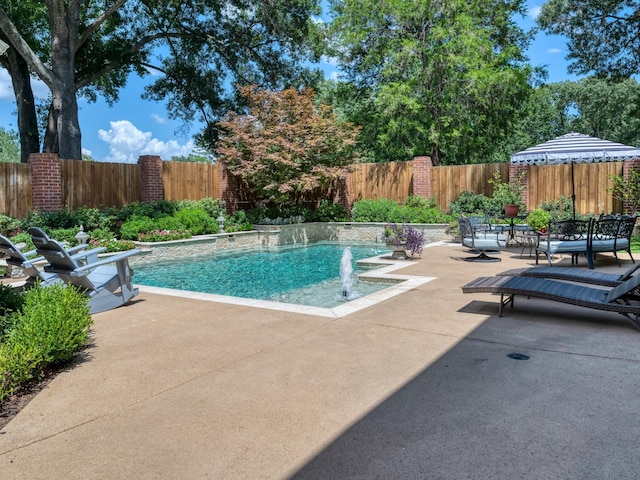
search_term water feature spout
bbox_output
[339,247,354,299]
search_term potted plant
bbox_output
[381,223,425,259]
[488,171,525,217]
[525,208,552,233]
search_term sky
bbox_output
[0,2,579,164]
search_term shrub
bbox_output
[1,283,92,401]
[351,198,404,222]
[0,214,21,236]
[309,200,349,222]
[119,215,185,240]
[89,238,136,252]
[116,200,179,222]
[174,207,218,235]
[449,191,492,216]
[49,227,80,246]
[137,229,191,242]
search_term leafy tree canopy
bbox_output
[216,85,361,207]
[326,0,535,165]
[538,0,640,78]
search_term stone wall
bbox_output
[129,223,453,265]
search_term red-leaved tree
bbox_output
[216,85,361,208]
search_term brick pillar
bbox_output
[332,169,352,214]
[138,155,164,202]
[622,158,640,214]
[412,156,432,198]
[218,163,238,214]
[28,153,63,211]
[509,163,530,210]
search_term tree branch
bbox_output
[0,7,54,87]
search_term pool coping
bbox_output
[136,242,446,318]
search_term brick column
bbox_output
[334,168,351,213]
[623,158,640,214]
[509,163,530,210]
[412,156,432,198]
[218,163,238,214]
[138,155,164,202]
[28,153,63,211]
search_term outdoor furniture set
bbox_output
[535,215,637,269]
[1,228,140,314]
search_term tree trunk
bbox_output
[2,46,40,162]
[48,0,82,160]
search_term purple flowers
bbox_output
[381,223,425,256]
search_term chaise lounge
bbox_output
[497,262,640,287]
[29,227,141,314]
[461,273,640,330]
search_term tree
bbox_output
[546,77,640,146]
[0,1,323,161]
[538,0,640,78]
[0,127,20,162]
[326,0,535,165]
[216,85,361,207]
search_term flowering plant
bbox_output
[89,238,136,252]
[137,229,191,242]
[381,223,425,257]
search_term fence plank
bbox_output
[0,163,32,218]
[162,162,220,201]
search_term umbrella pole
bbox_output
[571,162,576,219]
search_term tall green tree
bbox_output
[538,0,640,77]
[547,77,640,145]
[327,0,535,164]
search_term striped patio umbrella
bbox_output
[510,132,640,218]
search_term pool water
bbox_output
[133,242,395,308]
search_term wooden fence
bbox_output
[0,158,628,219]
[0,162,31,219]
[61,160,140,211]
[348,161,414,204]
[162,161,220,201]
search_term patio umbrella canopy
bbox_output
[510,132,640,217]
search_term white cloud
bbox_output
[0,70,49,100]
[0,69,13,100]
[528,5,542,19]
[548,48,562,54]
[97,120,194,163]
[150,113,167,124]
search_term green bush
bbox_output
[449,191,493,216]
[0,214,21,236]
[174,207,218,235]
[117,200,179,222]
[137,229,191,242]
[119,215,186,240]
[309,200,349,222]
[351,198,404,222]
[1,283,92,401]
[49,227,80,246]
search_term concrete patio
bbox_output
[1,241,639,479]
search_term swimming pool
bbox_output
[133,242,396,308]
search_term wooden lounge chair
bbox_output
[496,263,640,288]
[0,233,100,288]
[29,226,141,314]
[461,273,640,330]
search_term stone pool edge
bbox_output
[135,242,447,319]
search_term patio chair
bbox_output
[458,216,507,262]
[461,273,640,330]
[29,226,141,314]
[588,215,637,269]
[0,233,100,288]
[497,262,640,288]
